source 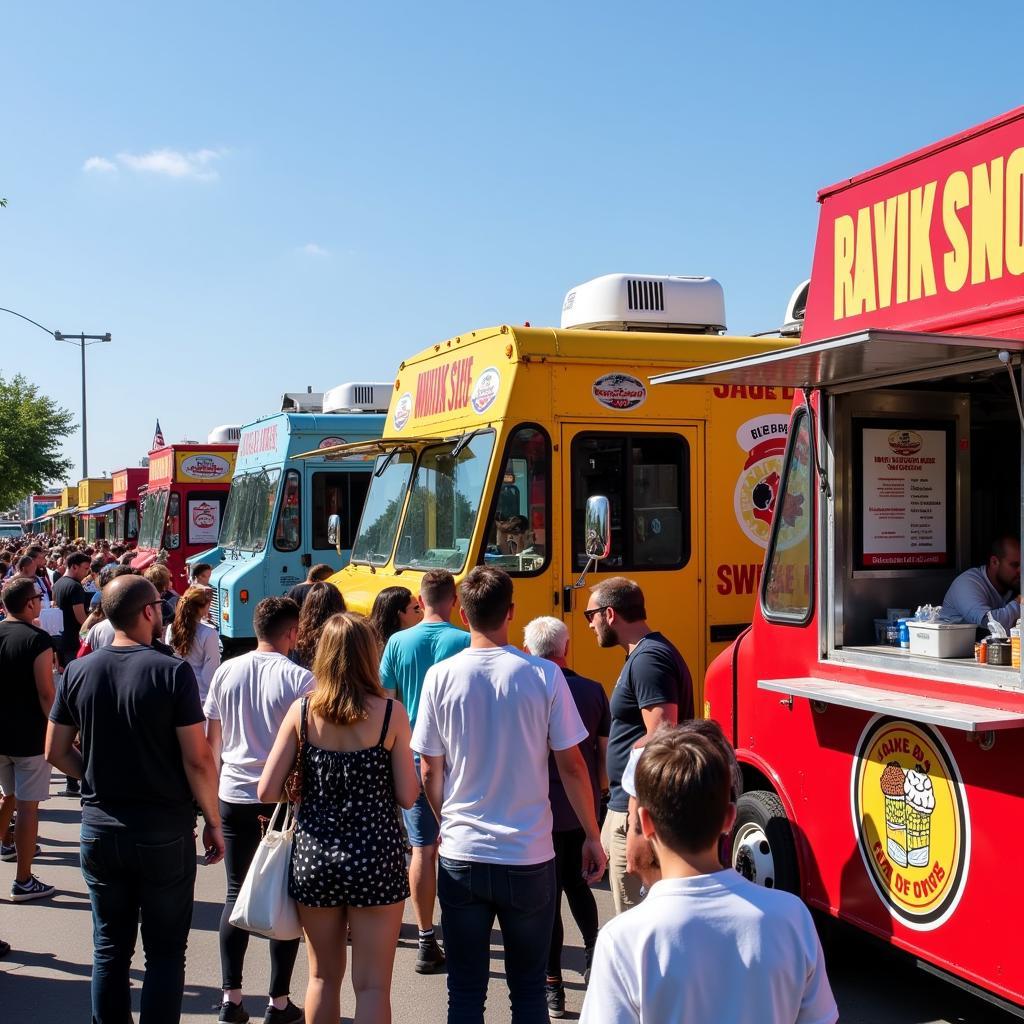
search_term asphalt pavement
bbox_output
[0,777,1017,1023]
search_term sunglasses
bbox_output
[583,605,610,623]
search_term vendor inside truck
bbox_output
[940,534,1021,630]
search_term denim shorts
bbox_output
[402,789,439,847]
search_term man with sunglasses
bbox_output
[0,577,57,902]
[584,577,692,916]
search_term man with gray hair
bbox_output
[524,615,610,1017]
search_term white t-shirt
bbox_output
[165,621,220,706]
[581,871,838,1024]
[86,618,116,651]
[411,645,587,865]
[203,650,314,803]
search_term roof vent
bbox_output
[780,279,810,337]
[322,381,392,414]
[208,424,242,443]
[561,273,726,333]
[281,391,324,413]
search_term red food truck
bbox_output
[85,467,147,547]
[652,106,1024,1015]
[132,443,237,585]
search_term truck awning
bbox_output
[81,501,126,518]
[295,435,460,461]
[649,329,1024,393]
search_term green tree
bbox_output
[0,373,75,508]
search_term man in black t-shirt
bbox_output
[46,574,225,1021]
[584,576,693,916]
[51,551,92,667]
[0,578,56,902]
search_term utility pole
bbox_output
[54,331,112,478]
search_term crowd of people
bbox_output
[0,530,839,1023]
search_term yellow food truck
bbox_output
[309,274,796,691]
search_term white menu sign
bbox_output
[188,500,220,546]
[861,427,947,567]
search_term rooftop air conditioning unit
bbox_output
[560,273,726,334]
[208,424,242,444]
[780,279,810,337]
[281,389,325,413]
[323,381,393,414]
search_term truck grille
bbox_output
[210,589,221,625]
[627,278,665,312]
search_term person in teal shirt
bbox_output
[379,569,469,975]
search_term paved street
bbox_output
[1,780,1017,1022]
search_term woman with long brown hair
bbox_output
[291,582,346,670]
[260,613,419,1024]
[369,585,421,649]
[164,584,220,705]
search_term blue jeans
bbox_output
[438,856,556,1024]
[79,824,197,1024]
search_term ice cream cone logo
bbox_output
[880,761,908,867]
[904,766,935,867]
[852,718,970,930]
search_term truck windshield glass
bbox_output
[395,432,495,571]
[138,489,168,549]
[219,468,282,550]
[350,451,415,566]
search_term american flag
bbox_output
[152,420,165,450]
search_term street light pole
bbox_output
[54,332,112,478]
[0,309,112,480]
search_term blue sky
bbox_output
[3,1,1023,483]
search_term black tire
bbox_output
[730,790,800,895]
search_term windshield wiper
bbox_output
[451,429,481,459]
[374,447,404,478]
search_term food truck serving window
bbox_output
[396,432,495,572]
[761,410,813,624]
[482,425,550,576]
[571,433,690,571]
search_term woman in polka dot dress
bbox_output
[260,613,420,1024]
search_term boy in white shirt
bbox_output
[581,723,837,1024]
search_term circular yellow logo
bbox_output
[851,717,970,930]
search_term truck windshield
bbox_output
[138,489,168,549]
[395,432,495,571]
[219,468,282,550]
[350,451,415,566]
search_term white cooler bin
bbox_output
[907,622,977,659]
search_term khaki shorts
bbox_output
[0,754,52,802]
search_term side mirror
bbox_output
[572,495,611,590]
[327,514,341,554]
[584,495,611,560]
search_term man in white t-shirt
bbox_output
[413,566,607,1022]
[581,723,837,1024]
[204,596,313,1024]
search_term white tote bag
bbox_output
[229,802,302,940]
[39,606,65,637]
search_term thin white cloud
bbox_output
[301,243,330,257]
[82,147,226,181]
[83,156,117,173]
[117,147,224,180]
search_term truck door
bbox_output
[310,470,372,567]
[560,424,704,695]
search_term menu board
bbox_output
[856,422,952,569]
[188,499,220,546]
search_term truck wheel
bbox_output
[731,791,799,894]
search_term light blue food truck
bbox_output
[196,383,390,652]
